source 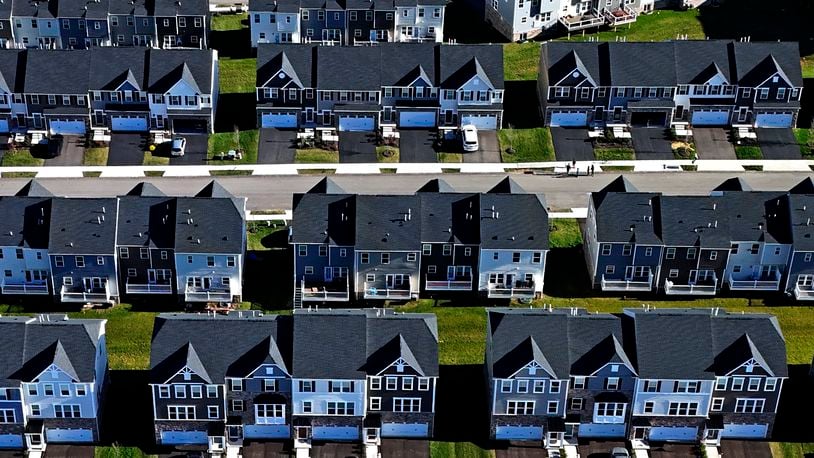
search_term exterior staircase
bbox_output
[293,285,303,309]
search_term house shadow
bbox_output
[243,247,293,311]
[98,370,160,452]
[770,363,814,444]
[433,364,496,450]
[442,0,506,44]
[215,93,258,133]
[211,26,253,59]
[503,81,541,129]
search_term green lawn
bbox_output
[376,146,400,163]
[560,8,704,42]
[83,147,109,166]
[430,442,494,458]
[595,147,635,161]
[549,218,582,248]
[296,148,339,163]
[498,128,555,162]
[503,42,542,81]
[802,56,814,79]
[1,149,44,167]
[207,129,259,164]
[142,150,170,166]
[219,57,257,94]
[211,13,247,31]
[247,221,287,251]
[794,128,813,157]
[438,152,463,163]
[735,145,763,160]
[772,442,814,458]
[95,446,155,458]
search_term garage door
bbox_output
[338,115,375,132]
[173,119,209,134]
[722,423,768,439]
[0,119,9,133]
[399,111,436,128]
[381,423,429,438]
[111,115,149,132]
[630,112,668,127]
[648,427,697,442]
[461,114,498,130]
[495,426,543,440]
[46,429,93,443]
[49,119,86,135]
[244,424,290,439]
[550,111,588,127]
[578,423,625,438]
[160,430,208,445]
[261,112,298,128]
[755,113,793,128]
[312,426,359,440]
[0,434,22,448]
[691,110,730,126]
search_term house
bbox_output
[486,308,636,447]
[291,308,438,445]
[537,40,803,129]
[0,314,108,452]
[0,0,14,49]
[0,181,53,297]
[300,0,345,45]
[0,49,25,133]
[174,181,246,303]
[116,183,177,297]
[393,0,445,43]
[56,0,111,49]
[88,47,151,134]
[23,49,92,136]
[624,307,787,444]
[256,43,503,131]
[107,0,155,47]
[149,311,292,454]
[48,197,120,304]
[249,0,301,46]
[344,0,393,45]
[12,0,61,49]
[154,0,209,49]
[780,178,814,300]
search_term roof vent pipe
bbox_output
[96,216,101,224]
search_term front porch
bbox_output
[300,277,350,302]
[794,283,814,300]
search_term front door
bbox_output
[227,425,243,443]
[148,270,157,284]
[624,266,634,280]
[505,274,514,287]
[203,277,212,290]
[296,426,311,440]
[633,427,649,441]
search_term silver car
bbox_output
[611,447,630,458]
[170,137,186,157]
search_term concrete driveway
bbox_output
[463,130,500,163]
[551,127,595,161]
[339,131,378,163]
[720,440,771,458]
[169,134,209,165]
[258,128,296,164]
[631,128,675,160]
[694,128,736,160]
[43,135,86,166]
[757,128,802,159]
[399,129,437,163]
[108,133,148,166]
[381,439,429,458]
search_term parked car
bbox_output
[46,135,63,158]
[461,124,479,152]
[611,447,630,458]
[170,137,186,157]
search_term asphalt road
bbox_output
[3,172,811,212]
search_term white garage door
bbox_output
[461,114,498,130]
[755,113,793,128]
[244,424,290,439]
[722,423,768,439]
[0,119,9,133]
[312,426,359,440]
[0,434,22,448]
[261,112,298,128]
[578,423,625,438]
[46,429,93,443]
[550,111,588,127]
[691,110,730,126]
[111,115,149,132]
[648,427,697,442]
[338,115,375,132]
[399,111,436,128]
[49,119,86,135]
[381,423,429,438]
[495,426,543,440]
[160,430,208,445]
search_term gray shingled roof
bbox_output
[291,193,356,245]
[317,45,382,90]
[594,192,661,245]
[480,194,548,250]
[108,0,148,15]
[624,308,787,379]
[0,315,104,387]
[355,195,421,250]
[0,197,51,249]
[12,0,57,18]
[419,193,480,244]
[784,193,814,251]
[116,196,176,249]
[153,0,208,16]
[16,180,54,197]
[416,178,455,193]
[89,47,147,91]
[150,312,291,384]
[487,308,632,379]
[657,196,731,247]
[147,49,214,94]
[174,197,244,254]
[57,0,110,18]
[257,44,316,88]
[0,50,24,94]
[48,198,118,255]
[440,45,504,90]
[25,50,91,94]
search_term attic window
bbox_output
[279,72,286,79]
[772,76,779,83]
[572,71,580,78]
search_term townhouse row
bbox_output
[0,180,245,305]
[0,0,209,50]
[487,306,786,449]
[538,40,803,129]
[255,42,504,132]
[585,176,814,301]
[290,177,548,306]
[0,47,217,137]
[249,0,446,46]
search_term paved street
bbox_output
[1,172,811,212]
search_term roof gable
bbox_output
[493,336,556,379]
[416,179,454,193]
[13,341,79,382]
[16,180,54,197]
[365,334,425,376]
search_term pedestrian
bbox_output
[575,167,579,178]
[590,164,595,176]
[572,159,576,168]
[692,152,698,164]
[566,163,571,175]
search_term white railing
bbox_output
[487,283,535,299]
[601,271,653,291]
[794,284,814,300]
[604,5,637,26]
[126,281,173,294]
[728,271,781,291]
[185,287,232,302]
[1,282,48,295]
[558,9,605,31]
[664,278,717,295]
[363,281,412,299]
[425,273,472,291]
[60,284,110,302]
[301,277,350,301]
